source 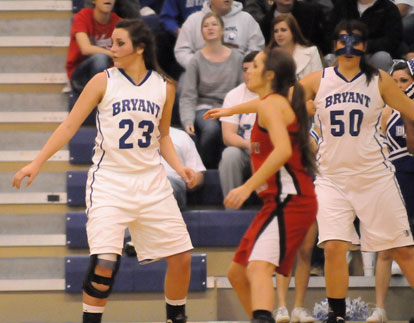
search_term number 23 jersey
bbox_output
[92,67,166,173]
[314,66,392,176]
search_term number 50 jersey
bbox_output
[91,67,167,174]
[314,66,392,177]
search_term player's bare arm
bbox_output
[159,81,195,184]
[204,98,261,120]
[298,70,323,101]
[379,70,414,120]
[12,72,106,189]
[224,96,293,209]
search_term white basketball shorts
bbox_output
[316,171,413,252]
[85,166,193,261]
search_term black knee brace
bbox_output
[83,254,121,299]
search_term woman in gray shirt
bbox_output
[180,12,243,168]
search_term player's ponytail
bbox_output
[264,47,317,175]
[290,83,317,175]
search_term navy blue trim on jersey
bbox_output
[322,68,326,78]
[373,112,392,171]
[105,69,110,78]
[334,66,363,83]
[118,68,152,86]
[87,110,106,216]
[315,114,324,164]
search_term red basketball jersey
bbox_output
[250,117,315,200]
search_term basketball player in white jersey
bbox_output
[12,19,195,323]
[298,20,414,323]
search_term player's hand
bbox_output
[203,108,231,120]
[185,125,195,136]
[178,166,196,188]
[224,184,252,209]
[12,162,41,189]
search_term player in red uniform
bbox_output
[204,48,317,323]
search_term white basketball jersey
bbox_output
[314,66,393,176]
[91,68,167,173]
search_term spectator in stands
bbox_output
[174,0,264,69]
[179,12,244,168]
[366,59,414,323]
[245,0,330,55]
[66,0,121,96]
[14,19,195,323]
[392,0,414,46]
[268,14,323,80]
[407,44,414,60]
[219,51,258,200]
[327,0,403,71]
[84,0,140,17]
[162,127,206,210]
[160,0,206,36]
[204,47,317,323]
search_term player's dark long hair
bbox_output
[115,19,162,75]
[333,20,378,85]
[263,47,317,175]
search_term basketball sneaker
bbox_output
[366,307,387,323]
[291,307,315,323]
[323,311,345,323]
[273,306,290,323]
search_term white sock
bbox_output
[83,303,105,313]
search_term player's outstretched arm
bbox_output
[203,98,261,121]
[12,73,106,189]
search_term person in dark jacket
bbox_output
[327,0,403,70]
[245,0,330,55]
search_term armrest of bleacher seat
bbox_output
[69,127,96,164]
[66,171,88,206]
[65,254,207,293]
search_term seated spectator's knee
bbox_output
[367,51,393,72]
[90,53,112,71]
[220,147,244,166]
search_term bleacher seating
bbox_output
[69,127,96,164]
[66,210,255,249]
[65,254,207,293]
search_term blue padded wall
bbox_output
[65,254,206,293]
[66,210,256,249]
[69,127,96,164]
[183,210,255,246]
[66,171,88,206]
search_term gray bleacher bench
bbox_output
[66,169,225,206]
[65,254,207,293]
[0,1,72,11]
[66,210,255,249]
